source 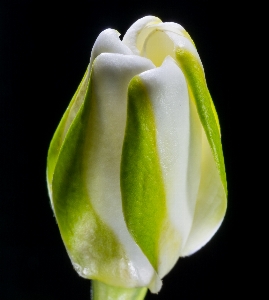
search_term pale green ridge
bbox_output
[52,75,127,285]
[47,66,90,188]
[176,49,227,195]
[121,76,167,271]
[92,280,147,300]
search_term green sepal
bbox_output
[121,76,167,271]
[176,49,227,195]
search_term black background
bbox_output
[1,0,243,299]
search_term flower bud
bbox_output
[47,16,227,294]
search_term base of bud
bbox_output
[91,280,148,300]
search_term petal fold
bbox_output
[182,128,227,255]
[122,16,162,55]
[89,29,133,68]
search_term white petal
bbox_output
[89,29,133,68]
[122,16,162,55]
[85,53,161,288]
[138,57,202,278]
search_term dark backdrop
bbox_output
[1,0,242,299]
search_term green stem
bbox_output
[91,280,148,300]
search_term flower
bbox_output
[47,16,227,294]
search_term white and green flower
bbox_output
[47,16,227,297]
